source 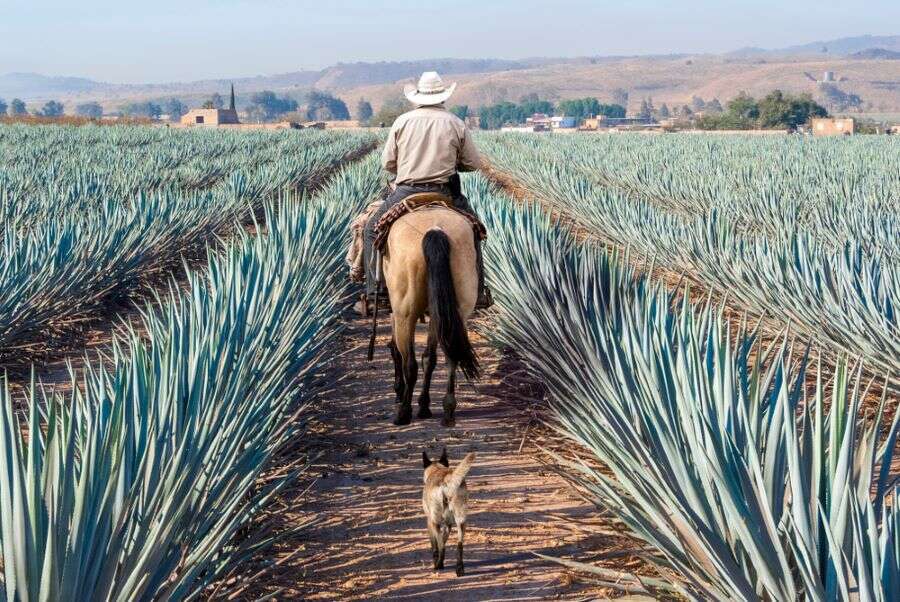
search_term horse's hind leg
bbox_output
[418,328,437,419]
[443,359,458,427]
[393,314,417,426]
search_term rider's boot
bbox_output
[353,293,370,317]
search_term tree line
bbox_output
[0,90,361,122]
[306,94,631,129]
[0,98,188,120]
[477,95,626,129]
[0,88,834,132]
[0,98,63,117]
[696,90,827,131]
[634,96,725,120]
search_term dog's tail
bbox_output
[443,452,476,498]
[422,228,479,380]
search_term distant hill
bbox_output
[2,38,899,114]
[781,34,900,56]
[0,72,108,98]
[850,48,900,60]
[336,54,900,114]
[730,35,900,58]
[0,58,538,102]
[314,58,533,89]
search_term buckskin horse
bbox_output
[380,204,480,426]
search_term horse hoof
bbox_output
[393,406,412,426]
[418,406,433,419]
[456,564,465,577]
[442,417,456,427]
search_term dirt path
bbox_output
[225,311,629,601]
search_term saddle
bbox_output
[373,192,487,252]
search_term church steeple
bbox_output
[229,83,235,111]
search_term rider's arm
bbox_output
[382,124,398,174]
[457,128,482,173]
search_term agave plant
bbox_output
[0,153,385,601]
[0,125,380,362]
[785,360,900,601]
[476,132,900,382]
[468,172,900,601]
[478,132,900,257]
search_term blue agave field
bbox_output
[0,125,897,600]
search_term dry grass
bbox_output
[339,55,900,115]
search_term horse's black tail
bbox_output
[422,229,479,380]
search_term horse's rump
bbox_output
[385,208,479,314]
[387,208,477,256]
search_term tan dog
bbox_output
[422,448,475,576]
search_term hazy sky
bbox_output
[1,0,897,83]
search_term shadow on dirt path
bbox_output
[227,309,623,601]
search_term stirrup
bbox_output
[375,296,392,311]
[357,292,391,315]
[371,282,391,308]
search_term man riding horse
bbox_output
[355,71,489,426]
[358,71,491,313]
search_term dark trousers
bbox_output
[363,182,483,297]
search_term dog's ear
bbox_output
[438,447,449,467]
[422,451,431,468]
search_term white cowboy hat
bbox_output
[403,71,457,106]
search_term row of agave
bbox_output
[467,172,899,601]
[0,126,378,360]
[477,133,900,382]
[478,133,900,258]
[0,153,386,601]
[0,125,378,230]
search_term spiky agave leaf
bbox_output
[467,171,900,600]
[477,132,900,381]
[0,126,380,360]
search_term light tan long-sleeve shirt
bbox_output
[381,105,482,185]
